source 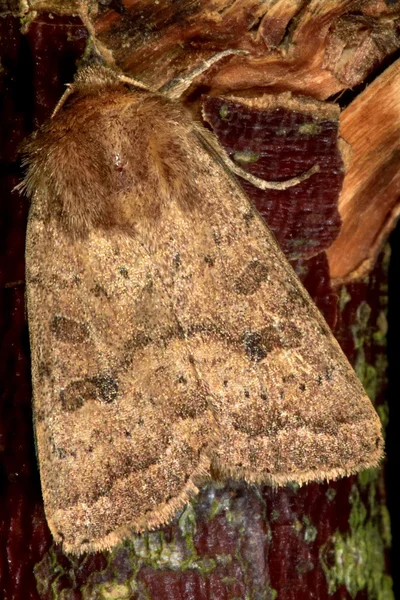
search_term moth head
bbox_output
[72,65,127,95]
[19,67,196,239]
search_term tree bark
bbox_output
[0,1,398,598]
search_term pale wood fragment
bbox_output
[327,58,400,283]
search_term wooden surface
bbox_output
[327,58,400,283]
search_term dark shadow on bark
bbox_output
[387,222,400,598]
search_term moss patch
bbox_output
[320,483,393,599]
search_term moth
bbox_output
[22,57,383,555]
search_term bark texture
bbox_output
[0,1,398,598]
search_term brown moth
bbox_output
[22,61,384,555]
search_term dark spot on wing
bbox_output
[243,323,302,361]
[35,408,46,423]
[243,330,271,361]
[204,255,215,266]
[51,315,90,344]
[91,283,109,298]
[126,331,153,353]
[172,252,181,269]
[95,374,119,403]
[38,361,52,382]
[60,373,118,411]
[282,374,296,383]
[119,267,129,278]
[234,259,269,295]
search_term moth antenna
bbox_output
[52,84,75,118]
[158,49,249,100]
[51,72,155,118]
[197,129,321,190]
[117,75,155,93]
[229,162,321,190]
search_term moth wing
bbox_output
[25,84,383,557]
[155,127,383,485]
[26,199,217,554]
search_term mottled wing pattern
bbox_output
[25,77,383,555]
[26,198,217,554]
[145,125,383,486]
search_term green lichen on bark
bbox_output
[353,304,389,422]
[320,473,393,600]
[322,255,393,599]
[34,485,278,600]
